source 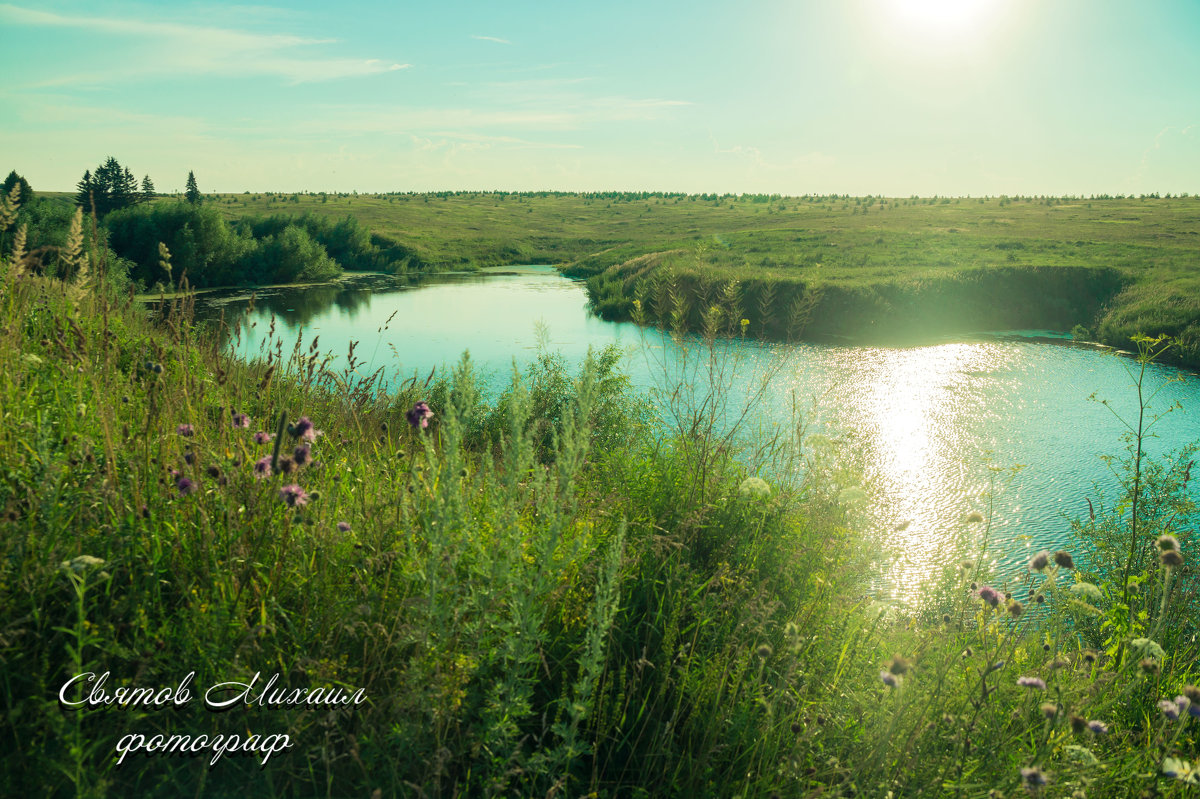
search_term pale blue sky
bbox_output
[2,0,1197,195]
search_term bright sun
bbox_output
[886,0,1003,36]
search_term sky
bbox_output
[2,0,1198,196]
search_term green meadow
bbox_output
[207,191,1200,365]
[2,183,1200,796]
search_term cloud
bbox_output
[0,3,408,84]
[471,35,511,45]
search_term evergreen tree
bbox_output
[141,175,156,203]
[185,171,202,205]
[75,169,95,211]
[2,170,33,205]
[121,167,139,206]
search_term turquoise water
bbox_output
[192,266,1200,603]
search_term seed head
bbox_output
[1020,766,1049,787]
[1157,534,1180,552]
[1140,658,1161,676]
[1029,550,1050,572]
[1008,600,1025,618]
[1017,676,1046,690]
[756,644,773,659]
[887,655,913,676]
[336,521,351,533]
[1087,720,1108,735]
[1069,714,1087,733]
[880,670,899,688]
[1159,699,1181,721]
[1040,703,1058,719]
[1161,549,1184,568]
[964,512,984,524]
[1053,550,1075,569]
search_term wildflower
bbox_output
[1086,720,1108,735]
[253,456,272,479]
[405,402,434,430]
[978,585,1002,607]
[1069,714,1087,733]
[1161,549,1184,567]
[880,670,899,688]
[1008,600,1025,619]
[1159,699,1181,720]
[837,486,867,504]
[1157,534,1180,551]
[1018,676,1046,690]
[1162,757,1199,785]
[1040,703,1058,719]
[279,484,309,508]
[1185,685,1200,704]
[205,465,221,480]
[231,412,251,428]
[886,655,913,676]
[739,476,771,499]
[1069,583,1102,602]
[290,416,322,441]
[1140,658,1161,676]
[964,511,984,524]
[176,477,197,496]
[176,423,195,437]
[1130,638,1166,660]
[1020,766,1049,787]
[253,431,275,445]
[756,644,773,659]
[336,521,351,533]
[1175,695,1193,716]
[1053,550,1075,569]
[293,445,311,466]
[59,555,106,573]
[1029,550,1050,572]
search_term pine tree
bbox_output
[185,171,202,205]
[141,175,156,203]
[76,169,95,212]
[2,171,33,205]
[121,167,139,206]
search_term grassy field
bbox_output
[206,191,1200,363]
[4,222,1200,796]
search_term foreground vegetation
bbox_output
[2,190,1199,796]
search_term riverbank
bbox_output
[3,241,1199,795]
[207,192,1200,367]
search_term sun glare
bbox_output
[885,0,1003,37]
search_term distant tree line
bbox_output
[104,205,419,289]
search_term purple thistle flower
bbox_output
[1020,767,1049,787]
[336,521,351,533]
[176,423,195,437]
[977,585,1001,607]
[1087,720,1109,735]
[290,416,321,442]
[279,484,309,507]
[880,670,899,688]
[1017,676,1046,690]
[293,444,311,466]
[1160,699,1181,720]
[253,456,272,479]
[176,476,197,496]
[232,412,251,429]
[253,431,274,445]
[406,401,434,430]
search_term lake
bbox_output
[188,266,1200,605]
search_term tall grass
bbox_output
[1,195,1198,797]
